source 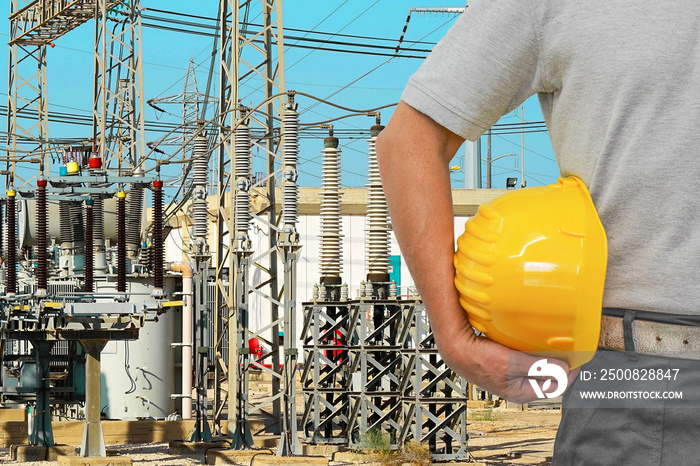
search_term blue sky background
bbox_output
[1,1,560,201]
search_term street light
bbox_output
[486,153,517,188]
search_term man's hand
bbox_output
[439,320,579,402]
[377,102,577,402]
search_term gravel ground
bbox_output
[0,443,205,465]
[0,409,561,465]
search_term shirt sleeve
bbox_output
[401,0,545,141]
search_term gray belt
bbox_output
[599,310,700,360]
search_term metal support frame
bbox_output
[28,340,56,446]
[399,303,468,460]
[300,301,352,444]
[92,0,145,174]
[347,300,403,450]
[7,0,49,188]
[302,299,469,460]
[215,0,297,455]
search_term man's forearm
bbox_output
[376,102,473,366]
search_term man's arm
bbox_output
[376,102,575,401]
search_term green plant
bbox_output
[470,406,501,422]
[356,430,433,465]
[401,441,432,466]
[356,428,392,453]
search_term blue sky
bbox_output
[1,1,560,199]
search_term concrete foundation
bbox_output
[57,454,132,466]
[10,444,77,462]
[168,440,231,455]
[206,449,329,466]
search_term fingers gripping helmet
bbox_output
[453,177,607,369]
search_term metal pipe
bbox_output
[167,261,194,420]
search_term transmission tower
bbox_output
[147,59,214,197]
[6,0,52,188]
[210,0,301,456]
[93,0,145,174]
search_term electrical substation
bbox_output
[0,1,510,464]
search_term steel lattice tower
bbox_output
[213,0,300,456]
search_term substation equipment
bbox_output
[4,0,469,460]
[300,125,469,460]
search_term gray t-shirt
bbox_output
[402,0,700,315]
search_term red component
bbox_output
[37,179,47,187]
[153,179,163,188]
[248,338,263,359]
[88,157,102,169]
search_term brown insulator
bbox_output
[152,180,164,291]
[6,190,16,295]
[84,199,94,293]
[36,179,48,292]
[116,191,126,293]
[0,200,4,262]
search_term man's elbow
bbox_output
[375,125,397,169]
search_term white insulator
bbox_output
[191,135,209,243]
[192,136,209,188]
[341,283,349,301]
[319,284,327,301]
[365,129,390,276]
[359,281,366,298]
[234,120,252,236]
[312,284,319,300]
[390,280,397,298]
[282,103,299,229]
[319,138,343,279]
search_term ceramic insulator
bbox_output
[282,104,299,228]
[91,195,105,243]
[192,135,209,242]
[319,138,342,278]
[234,120,251,236]
[126,184,144,247]
[365,128,390,276]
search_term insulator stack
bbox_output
[126,184,144,252]
[191,135,209,242]
[365,125,390,281]
[69,202,84,243]
[59,200,72,244]
[84,199,94,293]
[234,115,252,238]
[282,102,299,230]
[6,190,16,295]
[0,201,4,261]
[92,195,105,243]
[116,191,127,293]
[319,136,343,281]
[152,180,164,291]
[36,179,48,293]
[139,243,152,269]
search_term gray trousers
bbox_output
[553,349,700,465]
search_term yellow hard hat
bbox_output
[453,176,607,369]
